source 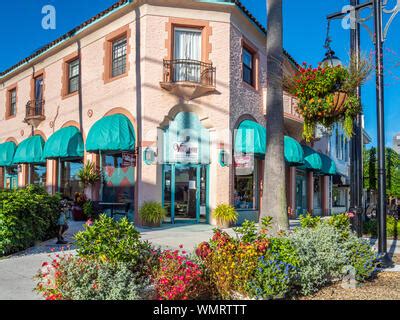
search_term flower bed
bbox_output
[0,186,61,256]
[35,213,379,300]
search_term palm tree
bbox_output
[261,0,289,232]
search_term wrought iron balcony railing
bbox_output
[162,59,216,87]
[25,100,45,120]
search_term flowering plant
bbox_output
[196,229,269,299]
[153,246,208,300]
[35,253,148,300]
[34,253,70,300]
[284,55,371,142]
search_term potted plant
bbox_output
[139,201,167,227]
[77,161,101,200]
[72,192,87,221]
[213,204,238,229]
[83,200,94,220]
[283,54,371,142]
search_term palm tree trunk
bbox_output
[261,0,289,232]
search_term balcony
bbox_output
[160,59,216,100]
[25,100,45,127]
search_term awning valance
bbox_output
[234,120,304,165]
[44,126,84,159]
[300,145,322,171]
[13,135,45,164]
[0,141,17,167]
[86,114,135,153]
[319,152,337,175]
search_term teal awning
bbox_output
[300,145,322,171]
[13,135,45,164]
[234,120,304,165]
[284,136,304,166]
[86,114,135,153]
[0,141,17,167]
[44,126,84,159]
[319,152,337,175]
[234,120,266,155]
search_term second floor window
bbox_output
[68,59,79,93]
[9,89,17,116]
[243,47,254,86]
[112,37,127,78]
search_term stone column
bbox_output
[321,176,330,216]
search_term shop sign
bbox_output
[122,152,136,167]
[172,136,199,163]
[234,154,254,176]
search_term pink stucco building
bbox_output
[0,0,339,226]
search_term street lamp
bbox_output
[326,0,400,267]
[321,22,343,67]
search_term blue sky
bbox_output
[0,0,399,146]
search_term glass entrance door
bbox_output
[163,164,209,224]
[295,172,307,217]
[5,166,18,190]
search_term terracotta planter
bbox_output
[72,206,86,221]
[332,91,348,116]
[217,220,234,229]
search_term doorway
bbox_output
[163,164,209,224]
[5,166,18,189]
[295,171,307,217]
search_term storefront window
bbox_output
[234,154,258,210]
[333,187,348,208]
[31,164,46,187]
[61,160,83,200]
[102,152,135,211]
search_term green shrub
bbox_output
[327,213,352,239]
[139,201,166,225]
[35,254,149,300]
[0,186,61,256]
[74,214,154,275]
[288,223,348,295]
[234,217,273,243]
[245,237,300,300]
[268,237,301,268]
[82,200,94,219]
[233,220,258,243]
[299,213,321,228]
[246,254,298,300]
[213,204,238,225]
[342,234,377,281]
[363,217,400,238]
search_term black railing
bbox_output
[163,59,216,87]
[25,100,45,119]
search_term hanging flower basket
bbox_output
[283,55,371,142]
[332,91,348,116]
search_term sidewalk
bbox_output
[0,220,85,300]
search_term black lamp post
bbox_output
[326,0,399,267]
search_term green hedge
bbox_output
[0,185,61,256]
[363,216,400,238]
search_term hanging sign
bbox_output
[234,154,254,176]
[122,152,136,167]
